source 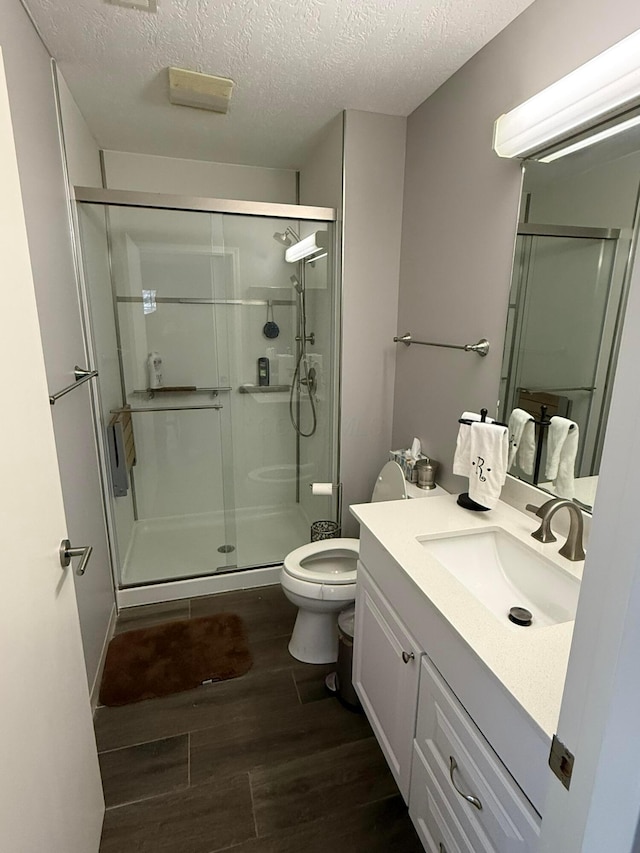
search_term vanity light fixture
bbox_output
[538,112,640,162]
[285,231,328,263]
[493,27,640,159]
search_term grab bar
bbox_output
[49,366,98,405]
[393,333,490,357]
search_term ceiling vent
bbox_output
[168,68,234,114]
[107,0,157,11]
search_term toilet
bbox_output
[281,461,419,664]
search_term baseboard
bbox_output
[89,603,117,715]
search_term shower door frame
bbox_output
[73,186,339,608]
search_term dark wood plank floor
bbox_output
[96,585,423,853]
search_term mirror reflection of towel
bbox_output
[507,408,535,474]
[545,416,579,498]
[467,422,509,509]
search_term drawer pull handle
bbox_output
[449,756,482,810]
[401,650,415,664]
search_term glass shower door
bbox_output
[79,203,237,586]
[78,198,338,590]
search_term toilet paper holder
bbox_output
[310,482,342,532]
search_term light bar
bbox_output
[539,112,640,162]
[285,232,328,263]
[493,28,640,159]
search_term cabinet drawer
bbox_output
[410,744,488,853]
[416,657,540,852]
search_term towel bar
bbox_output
[49,366,98,405]
[393,333,489,357]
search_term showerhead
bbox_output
[290,274,303,294]
[273,231,293,247]
[273,226,300,248]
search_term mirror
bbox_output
[499,120,640,510]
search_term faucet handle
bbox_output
[525,502,557,543]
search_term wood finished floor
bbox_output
[96,585,423,852]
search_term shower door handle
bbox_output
[59,540,93,576]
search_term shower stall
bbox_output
[75,189,339,602]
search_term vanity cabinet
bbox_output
[353,566,421,800]
[410,658,540,852]
[353,562,541,853]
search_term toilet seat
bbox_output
[283,538,359,585]
[280,569,357,601]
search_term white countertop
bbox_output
[351,494,582,739]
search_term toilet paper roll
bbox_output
[311,482,333,496]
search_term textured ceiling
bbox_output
[25,0,534,169]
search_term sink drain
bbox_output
[217,544,236,554]
[509,606,533,626]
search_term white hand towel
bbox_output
[507,408,535,472]
[453,411,494,477]
[545,416,579,498]
[468,422,509,509]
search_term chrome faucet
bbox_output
[525,498,586,561]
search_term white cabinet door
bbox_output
[0,50,104,852]
[354,564,421,801]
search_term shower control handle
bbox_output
[59,539,93,576]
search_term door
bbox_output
[353,565,421,801]
[0,51,104,851]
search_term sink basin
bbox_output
[417,528,580,628]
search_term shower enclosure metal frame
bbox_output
[73,186,340,605]
[501,220,624,483]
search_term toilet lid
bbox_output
[371,461,407,502]
[284,538,359,585]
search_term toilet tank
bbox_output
[371,460,448,502]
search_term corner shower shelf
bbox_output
[239,384,291,394]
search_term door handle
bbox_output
[402,650,415,664]
[59,540,93,576]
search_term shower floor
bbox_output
[120,504,311,587]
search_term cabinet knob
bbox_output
[401,650,415,664]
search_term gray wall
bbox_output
[103,150,297,203]
[393,0,640,495]
[342,110,406,534]
[0,3,114,695]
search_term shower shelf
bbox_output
[239,384,291,394]
[116,296,295,307]
[132,387,231,399]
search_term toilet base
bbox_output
[288,608,340,664]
